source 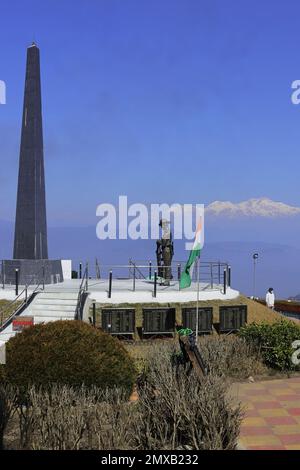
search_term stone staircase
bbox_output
[0,289,79,344]
[26,291,78,323]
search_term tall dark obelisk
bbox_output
[13,43,48,260]
[1,44,63,286]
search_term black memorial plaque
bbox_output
[219,305,247,332]
[182,307,213,333]
[143,308,175,335]
[101,308,135,335]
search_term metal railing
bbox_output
[0,265,46,331]
[73,259,231,299]
[128,259,230,288]
[75,263,89,320]
[129,259,146,281]
[74,258,230,285]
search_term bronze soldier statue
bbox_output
[156,239,163,278]
[156,219,174,285]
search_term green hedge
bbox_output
[239,320,300,371]
[4,320,136,394]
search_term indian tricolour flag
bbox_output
[180,219,202,289]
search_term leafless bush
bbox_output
[13,385,137,450]
[3,339,247,450]
[27,385,95,450]
[199,335,267,378]
[0,383,17,449]
[85,388,137,450]
[16,399,35,449]
[134,343,243,450]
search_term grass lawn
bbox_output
[0,299,22,324]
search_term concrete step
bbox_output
[33,315,75,323]
[0,332,16,342]
[36,292,78,300]
[43,286,80,292]
[31,311,75,318]
[34,298,78,306]
[30,305,76,313]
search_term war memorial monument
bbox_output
[1,43,63,285]
[0,44,243,346]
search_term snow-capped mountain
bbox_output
[206,198,300,218]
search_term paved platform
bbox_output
[231,377,300,450]
[1,279,239,303]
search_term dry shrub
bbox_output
[13,385,136,450]
[85,389,136,450]
[199,335,267,379]
[3,339,247,450]
[27,385,93,450]
[15,396,36,449]
[0,383,17,449]
[134,343,243,450]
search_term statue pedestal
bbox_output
[1,259,63,286]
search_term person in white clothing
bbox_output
[266,287,275,309]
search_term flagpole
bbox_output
[195,257,199,344]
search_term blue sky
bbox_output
[1,0,300,226]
